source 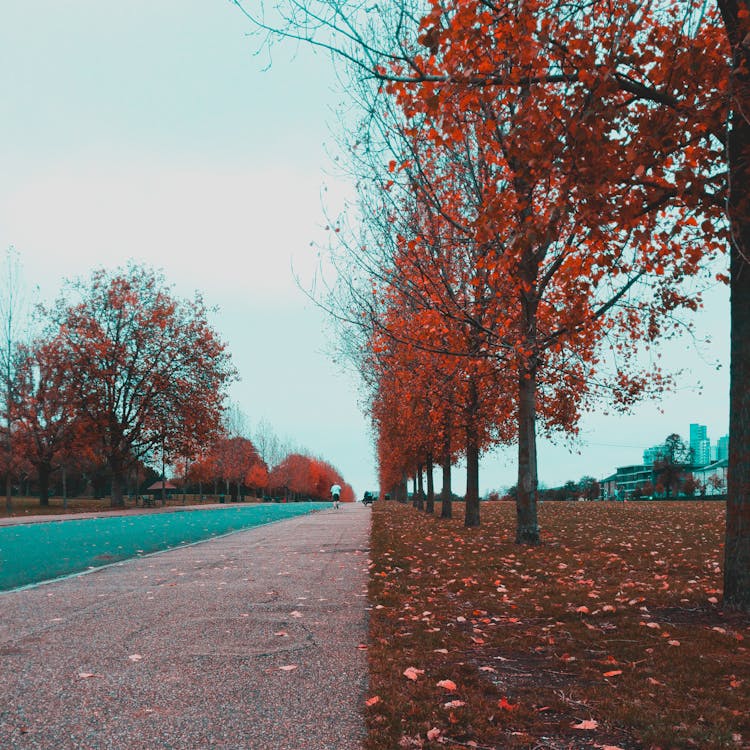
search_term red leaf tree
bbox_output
[269,452,353,502]
[191,435,267,499]
[50,263,236,507]
[12,335,87,506]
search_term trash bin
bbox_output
[219,494,225,504]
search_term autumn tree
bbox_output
[334,39,703,540]
[215,405,270,499]
[367,313,510,526]
[245,461,269,497]
[186,449,219,496]
[210,435,266,499]
[579,476,601,501]
[342,11,710,541]
[269,452,318,500]
[388,2,724,545]
[50,263,236,507]
[0,247,28,512]
[653,433,692,498]
[13,335,83,505]
[269,452,353,501]
[717,0,750,610]
[321,71,519,527]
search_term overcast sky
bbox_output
[1,1,730,497]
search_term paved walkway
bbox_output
[0,504,371,749]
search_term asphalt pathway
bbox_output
[0,503,371,749]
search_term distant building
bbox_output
[690,423,711,467]
[601,473,618,500]
[600,424,727,499]
[643,444,667,466]
[716,434,729,461]
[690,423,707,445]
[693,458,728,495]
[695,438,711,466]
[601,465,653,499]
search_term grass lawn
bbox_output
[366,501,749,750]
[0,495,140,517]
[0,494,246,519]
[0,502,327,591]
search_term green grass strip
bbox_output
[0,503,327,591]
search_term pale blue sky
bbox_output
[1,1,730,495]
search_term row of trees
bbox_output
[0,257,352,508]
[183,434,354,502]
[503,476,602,504]
[235,0,749,609]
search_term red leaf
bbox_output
[572,719,598,730]
[403,667,424,681]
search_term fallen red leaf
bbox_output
[572,719,598,730]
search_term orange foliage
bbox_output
[357,0,727,538]
[48,263,236,506]
[188,435,267,497]
[269,452,354,502]
[13,335,102,504]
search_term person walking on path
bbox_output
[330,482,341,509]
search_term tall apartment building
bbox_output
[689,423,711,466]
[716,434,729,461]
[689,422,707,446]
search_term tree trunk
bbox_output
[516,368,540,544]
[4,378,12,512]
[465,377,481,528]
[465,432,480,528]
[5,473,11,513]
[441,449,452,519]
[723,10,750,609]
[416,465,424,510]
[4,374,12,514]
[161,450,167,505]
[425,453,435,514]
[397,474,407,503]
[110,471,125,507]
[62,464,67,510]
[37,462,51,506]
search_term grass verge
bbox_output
[0,495,252,519]
[365,501,749,750]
